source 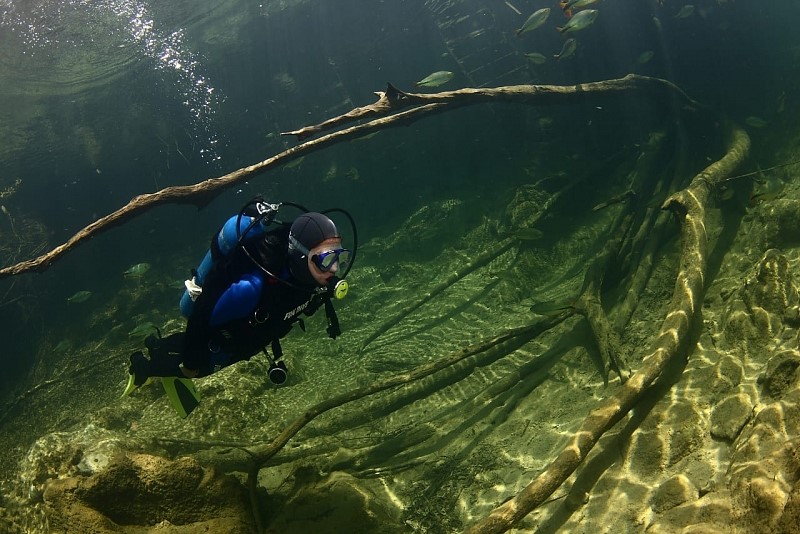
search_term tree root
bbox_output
[464,123,750,534]
[242,314,569,532]
[0,74,708,280]
[573,218,633,385]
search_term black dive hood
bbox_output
[288,212,339,287]
[235,198,358,294]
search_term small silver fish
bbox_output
[124,262,151,277]
[67,290,92,304]
[652,16,662,31]
[516,8,551,36]
[524,52,547,64]
[530,299,575,315]
[675,5,695,19]
[750,175,784,204]
[637,50,654,64]
[557,9,598,33]
[129,322,159,338]
[554,38,578,60]
[745,116,768,128]
[508,227,544,241]
[560,0,599,16]
[416,70,454,88]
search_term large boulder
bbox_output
[43,453,255,533]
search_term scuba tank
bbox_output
[179,201,280,317]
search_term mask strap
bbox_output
[288,235,311,257]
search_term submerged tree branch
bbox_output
[464,123,750,534]
[283,74,708,141]
[0,74,706,280]
[243,316,567,532]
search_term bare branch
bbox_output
[0,74,706,280]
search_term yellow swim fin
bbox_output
[121,373,153,398]
[161,377,200,418]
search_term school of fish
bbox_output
[504,1,699,67]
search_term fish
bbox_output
[516,8,551,36]
[415,70,454,88]
[530,299,575,315]
[745,116,768,128]
[652,16,662,31]
[507,227,544,241]
[67,290,92,304]
[488,270,518,283]
[554,38,578,60]
[124,262,151,277]
[284,155,305,169]
[750,175,784,205]
[675,5,695,19]
[637,50,655,64]
[557,9,598,33]
[128,322,159,338]
[524,52,548,64]
[560,0,599,18]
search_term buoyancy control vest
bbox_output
[176,199,353,375]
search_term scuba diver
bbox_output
[122,198,357,417]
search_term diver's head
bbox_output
[288,212,352,287]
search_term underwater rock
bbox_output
[627,426,667,479]
[665,401,706,468]
[734,476,789,530]
[265,469,404,533]
[763,199,800,248]
[20,426,126,492]
[745,249,798,316]
[650,474,698,513]
[758,349,800,398]
[727,392,800,531]
[709,354,745,401]
[721,249,798,352]
[777,479,800,534]
[682,350,744,406]
[710,392,754,441]
[42,453,254,533]
[626,399,705,478]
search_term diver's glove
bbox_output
[184,277,202,302]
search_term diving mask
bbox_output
[312,248,352,272]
